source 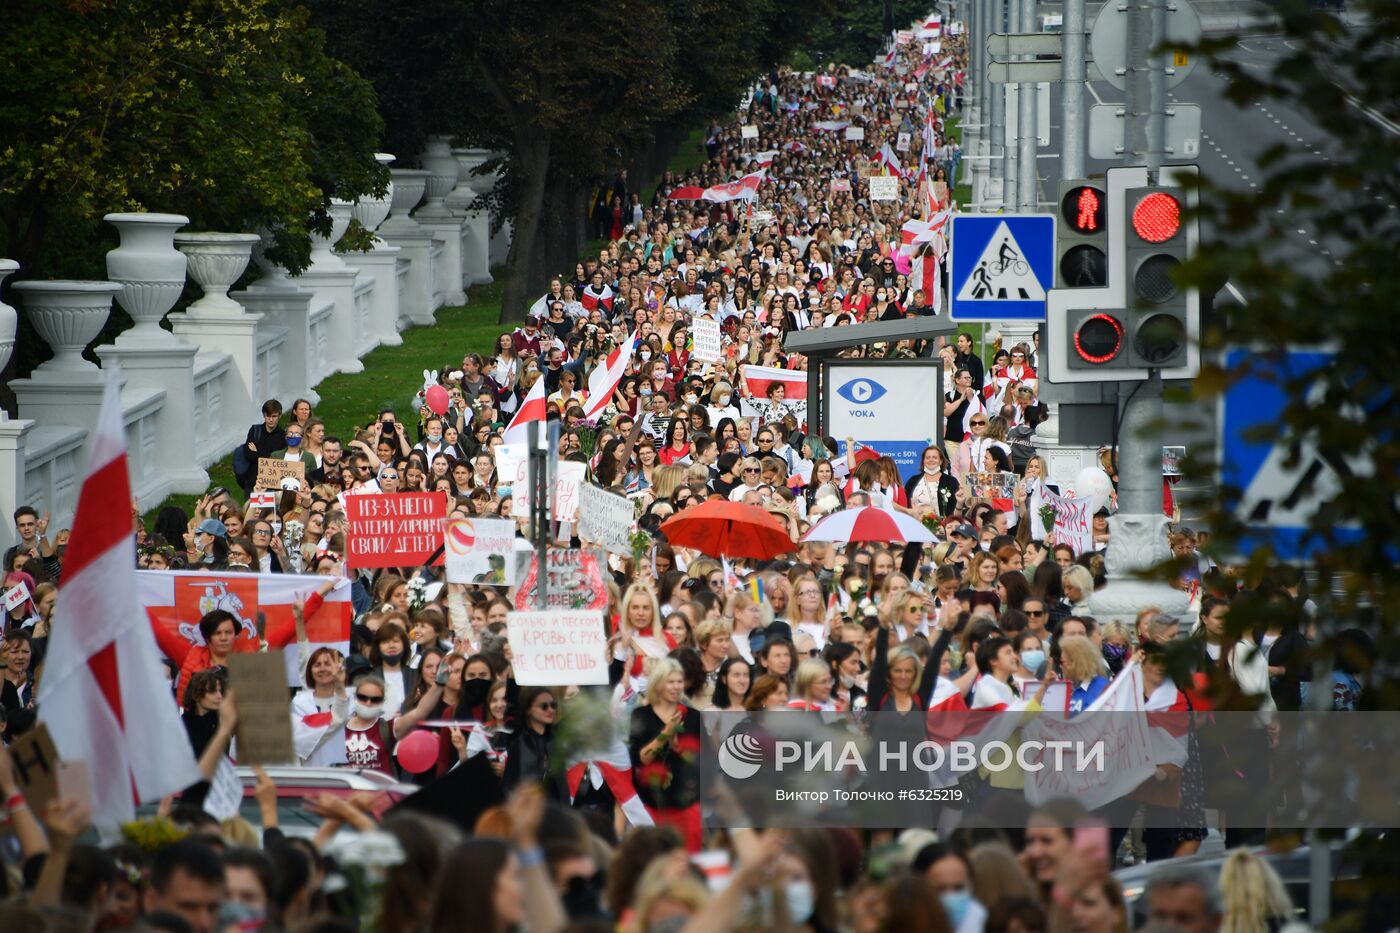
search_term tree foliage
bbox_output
[794,0,929,69]
[1176,0,1398,703]
[0,0,386,283]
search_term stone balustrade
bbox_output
[0,142,510,550]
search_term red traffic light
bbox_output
[1062,185,1105,233]
[1131,192,1181,243]
[1074,313,1124,364]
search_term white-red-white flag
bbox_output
[741,364,808,400]
[877,143,905,178]
[37,371,201,829]
[582,330,639,421]
[579,284,614,313]
[701,170,766,203]
[502,376,549,445]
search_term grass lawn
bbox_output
[147,276,506,520]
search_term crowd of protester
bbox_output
[0,13,1376,933]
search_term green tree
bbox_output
[0,0,386,376]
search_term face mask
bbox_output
[924,462,942,475]
[1020,650,1046,673]
[354,702,384,720]
[460,678,491,710]
[640,388,652,398]
[640,351,652,361]
[717,395,731,406]
[841,673,858,689]
[783,881,815,923]
[940,891,973,928]
[684,394,699,404]
[1104,643,1128,663]
[427,433,442,444]
[286,436,302,447]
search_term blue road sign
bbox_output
[950,214,1056,321]
[1220,348,1366,561]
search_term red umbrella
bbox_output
[658,499,795,560]
[802,506,936,544]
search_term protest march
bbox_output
[0,7,1386,933]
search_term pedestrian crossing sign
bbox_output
[950,214,1056,321]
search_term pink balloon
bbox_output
[395,729,439,774]
[425,384,450,417]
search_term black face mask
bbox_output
[459,678,491,711]
[561,874,607,920]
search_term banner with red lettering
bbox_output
[1047,490,1094,556]
[514,549,609,612]
[343,492,447,568]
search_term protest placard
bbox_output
[691,317,722,362]
[932,181,949,206]
[868,176,900,201]
[508,611,610,686]
[8,723,59,816]
[740,124,759,139]
[895,132,912,152]
[504,452,588,521]
[444,517,517,585]
[578,484,634,554]
[829,178,852,194]
[1046,490,1094,555]
[1162,446,1185,476]
[966,471,1017,500]
[343,492,447,568]
[229,652,296,764]
[3,580,30,614]
[844,126,865,141]
[256,458,305,491]
[514,548,609,612]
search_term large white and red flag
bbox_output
[582,329,639,421]
[741,364,808,400]
[139,570,352,689]
[566,738,654,828]
[701,170,766,203]
[899,219,935,257]
[876,142,905,178]
[579,284,614,313]
[37,371,201,830]
[502,376,549,445]
[913,252,941,312]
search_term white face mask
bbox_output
[354,702,384,721]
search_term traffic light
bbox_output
[1045,165,1199,384]
[1122,186,1191,369]
[1056,180,1108,289]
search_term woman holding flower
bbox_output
[904,445,960,521]
[628,658,703,852]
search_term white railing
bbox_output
[429,239,446,309]
[396,258,412,333]
[20,426,86,531]
[353,276,375,356]
[256,324,288,404]
[308,296,334,387]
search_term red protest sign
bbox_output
[343,492,447,568]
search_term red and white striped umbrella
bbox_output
[801,506,936,544]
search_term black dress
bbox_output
[628,705,703,812]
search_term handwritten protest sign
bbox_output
[1023,664,1155,811]
[503,451,588,522]
[1046,490,1094,555]
[1162,446,1185,476]
[578,484,634,554]
[740,124,759,139]
[844,126,865,141]
[444,517,517,585]
[509,611,610,686]
[514,548,609,612]
[229,653,296,764]
[8,723,59,816]
[691,317,722,362]
[868,176,899,201]
[343,492,447,568]
[256,458,305,491]
[896,132,912,152]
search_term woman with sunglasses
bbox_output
[502,686,569,802]
[331,671,445,777]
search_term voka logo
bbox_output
[718,732,765,780]
[836,378,887,406]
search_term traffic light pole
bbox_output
[1122,0,1169,177]
[988,0,1006,198]
[1016,0,1037,210]
[1060,0,1086,180]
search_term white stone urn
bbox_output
[0,259,18,377]
[12,280,123,373]
[458,148,498,196]
[307,199,353,272]
[251,227,295,288]
[175,232,260,316]
[379,169,430,234]
[352,153,396,238]
[417,136,460,218]
[103,212,189,344]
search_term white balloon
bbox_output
[1072,466,1114,513]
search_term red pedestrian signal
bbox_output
[1131,192,1181,243]
[1062,185,1105,234]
